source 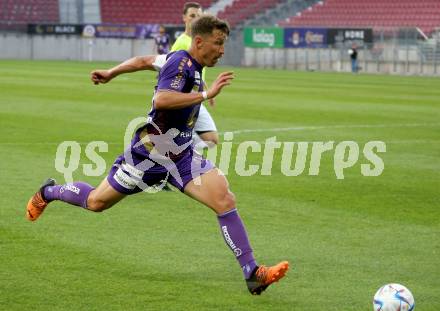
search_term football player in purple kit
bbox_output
[26,15,289,295]
[153,25,170,54]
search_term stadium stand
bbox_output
[100,0,215,24]
[208,0,235,16]
[217,0,281,28]
[278,0,440,35]
[0,0,59,29]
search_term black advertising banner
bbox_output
[28,24,160,38]
[28,24,82,35]
[327,28,373,45]
[82,24,160,39]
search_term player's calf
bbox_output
[26,179,95,220]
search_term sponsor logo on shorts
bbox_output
[122,163,144,179]
[114,168,137,189]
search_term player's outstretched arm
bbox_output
[90,55,158,85]
[155,71,233,110]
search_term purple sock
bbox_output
[217,208,258,279]
[43,182,94,208]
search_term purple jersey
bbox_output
[107,50,214,194]
[154,34,170,54]
[137,50,204,161]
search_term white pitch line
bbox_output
[220,123,440,135]
[1,140,439,145]
[1,123,439,145]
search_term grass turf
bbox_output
[0,60,439,310]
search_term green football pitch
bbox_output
[0,60,439,310]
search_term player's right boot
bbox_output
[246,261,289,295]
[26,178,56,221]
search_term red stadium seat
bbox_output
[216,0,283,28]
[278,0,440,36]
[1,0,59,25]
[100,0,216,25]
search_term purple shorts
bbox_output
[107,147,214,194]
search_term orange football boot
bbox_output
[246,261,289,295]
[26,178,56,221]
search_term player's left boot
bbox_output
[246,261,289,295]
[26,178,56,221]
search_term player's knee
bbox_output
[226,191,236,210]
[214,191,236,214]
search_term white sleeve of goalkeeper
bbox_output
[152,54,167,71]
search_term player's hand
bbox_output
[90,70,113,85]
[207,71,234,99]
